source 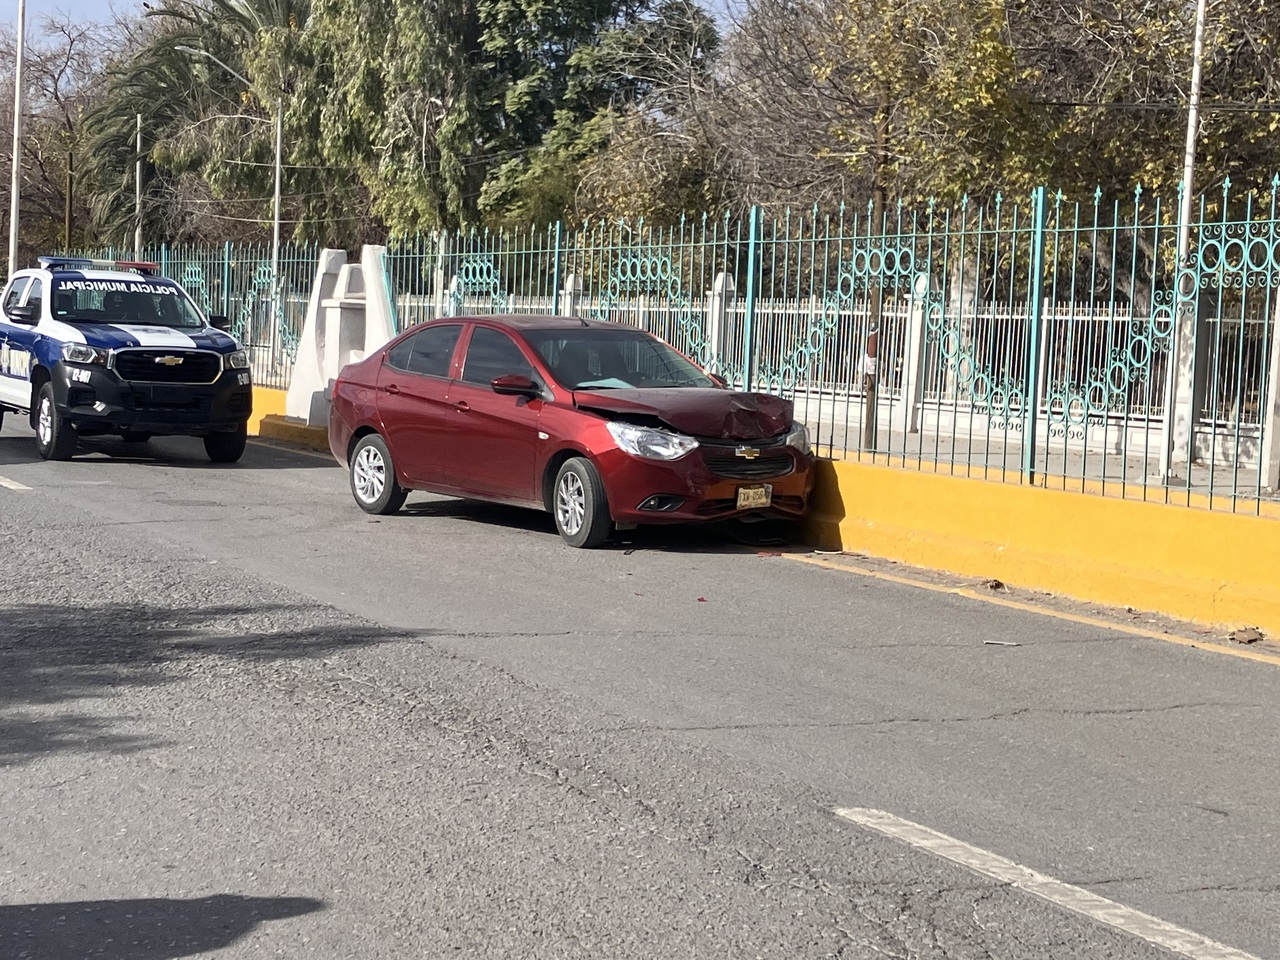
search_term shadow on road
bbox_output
[401,497,787,555]
[0,894,324,960]
[0,434,335,471]
[0,600,426,767]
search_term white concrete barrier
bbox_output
[285,245,397,426]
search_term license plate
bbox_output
[736,484,772,509]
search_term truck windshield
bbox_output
[51,278,206,329]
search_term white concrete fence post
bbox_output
[559,273,581,317]
[1261,288,1280,491]
[707,272,735,374]
[901,272,932,433]
[432,230,450,320]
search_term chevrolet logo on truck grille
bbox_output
[154,355,185,366]
[734,445,761,460]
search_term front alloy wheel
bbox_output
[553,457,611,548]
[34,383,77,460]
[349,434,407,515]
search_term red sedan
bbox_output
[327,315,815,547]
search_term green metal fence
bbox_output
[80,178,1280,515]
[80,242,319,390]
[383,180,1280,514]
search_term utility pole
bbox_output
[8,0,26,275]
[63,151,72,250]
[1159,0,1210,479]
[134,113,143,260]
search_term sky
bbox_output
[3,0,141,27]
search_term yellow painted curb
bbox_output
[804,459,1280,636]
[257,414,331,453]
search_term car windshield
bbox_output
[525,328,715,390]
[51,277,206,329]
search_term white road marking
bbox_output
[833,807,1260,960]
[0,475,31,491]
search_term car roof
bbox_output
[449,314,631,332]
[11,267,177,284]
[47,269,177,283]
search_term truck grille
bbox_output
[113,350,222,384]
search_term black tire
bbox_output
[120,431,152,444]
[204,423,247,463]
[349,434,408,515]
[553,457,612,548]
[34,382,77,461]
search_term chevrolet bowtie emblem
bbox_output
[154,355,184,366]
[735,445,761,460]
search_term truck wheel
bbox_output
[34,383,77,460]
[204,423,247,463]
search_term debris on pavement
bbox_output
[983,639,1021,647]
[1229,627,1265,644]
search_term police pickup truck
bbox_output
[0,257,252,462]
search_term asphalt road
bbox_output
[1,420,1277,959]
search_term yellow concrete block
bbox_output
[248,387,288,437]
[807,459,1280,635]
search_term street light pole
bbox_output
[8,0,26,275]
[174,45,282,303]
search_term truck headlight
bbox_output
[224,350,250,370]
[62,343,109,365]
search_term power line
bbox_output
[195,210,374,224]
[179,192,331,204]
[1034,100,1280,114]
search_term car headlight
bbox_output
[606,422,699,461]
[785,422,812,456]
[62,343,109,365]
[224,350,250,370]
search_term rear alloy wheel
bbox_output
[553,457,611,548]
[350,434,408,515]
[204,423,248,463]
[34,382,77,460]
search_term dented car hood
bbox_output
[573,388,793,440]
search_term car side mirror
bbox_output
[708,372,728,388]
[7,304,37,325]
[491,374,542,398]
[209,314,232,331]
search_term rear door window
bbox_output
[386,324,462,378]
[407,324,463,378]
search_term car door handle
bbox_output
[384,384,401,395]
[453,400,471,413]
